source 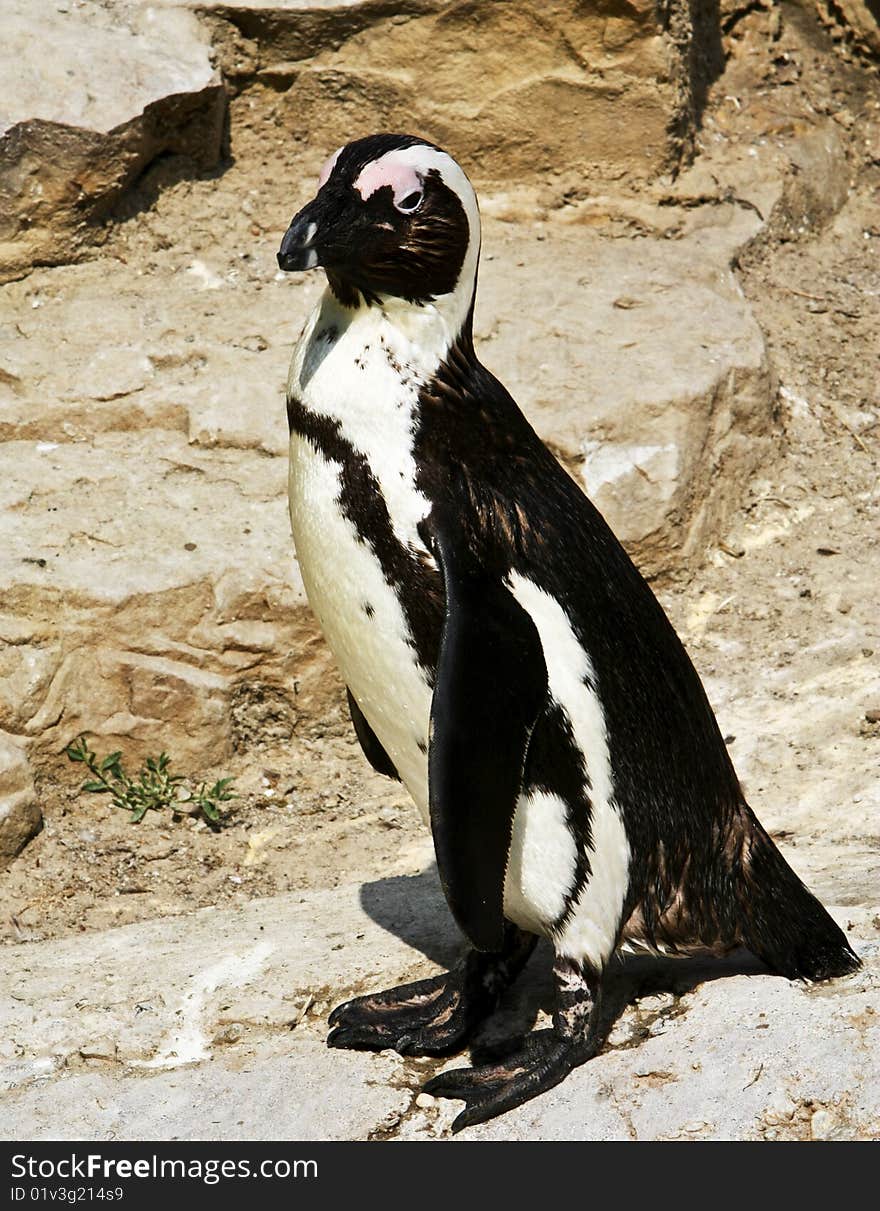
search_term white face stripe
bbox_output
[307,141,483,344]
[350,145,478,217]
[507,573,631,969]
[354,157,423,207]
[317,147,342,189]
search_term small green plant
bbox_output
[65,735,237,828]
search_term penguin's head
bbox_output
[277,134,481,321]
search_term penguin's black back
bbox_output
[414,325,860,981]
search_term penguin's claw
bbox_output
[424,1029,595,1133]
[327,970,479,1056]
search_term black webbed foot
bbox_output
[327,925,535,1057]
[424,1027,591,1131]
[424,956,603,1132]
[328,969,478,1055]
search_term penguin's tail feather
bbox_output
[735,810,861,982]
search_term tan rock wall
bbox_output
[807,0,880,57]
[1,1,726,282]
[0,731,42,867]
[208,0,722,185]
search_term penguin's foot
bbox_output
[327,925,536,1057]
[423,1028,592,1131]
[424,956,603,1132]
[327,970,480,1056]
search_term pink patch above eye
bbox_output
[317,147,342,190]
[353,157,422,206]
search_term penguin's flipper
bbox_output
[428,516,548,953]
[346,688,400,781]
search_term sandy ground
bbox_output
[1,9,878,948]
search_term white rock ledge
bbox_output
[0,874,876,1140]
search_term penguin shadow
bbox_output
[469,946,773,1065]
[360,867,772,1061]
[468,945,771,1065]
[359,865,467,971]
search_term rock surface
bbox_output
[0,1,225,283]
[1,870,876,1140]
[810,0,880,57]
[0,0,730,285]
[200,0,721,183]
[0,731,41,867]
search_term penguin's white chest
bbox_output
[288,439,433,813]
[287,299,438,818]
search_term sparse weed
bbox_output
[65,735,237,828]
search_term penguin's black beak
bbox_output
[277,206,320,272]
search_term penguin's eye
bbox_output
[396,190,423,214]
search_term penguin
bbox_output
[276,133,861,1132]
